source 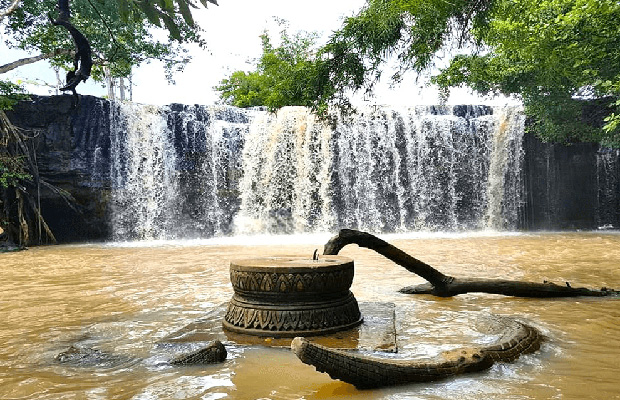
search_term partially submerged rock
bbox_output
[55,345,132,368]
[170,340,227,365]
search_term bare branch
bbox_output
[0,49,73,75]
[0,0,21,21]
[323,229,451,287]
[324,229,618,298]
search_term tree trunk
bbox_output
[323,229,618,298]
[119,77,125,101]
[104,67,115,100]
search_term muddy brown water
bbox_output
[1,232,619,399]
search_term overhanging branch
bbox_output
[0,0,21,21]
[0,49,73,75]
[323,229,618,298]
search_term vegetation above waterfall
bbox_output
[217,0,620,147]
[1,0,216,84]
[216,26,323,112]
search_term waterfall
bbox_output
[108,103,251,240]
[106,103,526,240]
[485,107,525,229]
[234,107,335,234]
[235,105,525,234]
[109,102,179,240]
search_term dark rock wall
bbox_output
[5,95,111,242]
[521,133,620,230]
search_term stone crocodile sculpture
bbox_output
[55,340,227,368]
[291,316,542,389]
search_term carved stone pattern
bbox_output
[229,269,354,294]
[224,297,361,332]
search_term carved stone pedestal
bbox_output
[223,256,363,337]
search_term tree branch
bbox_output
[0,0,21,21]
[0,49,73,75]
[324,228,451,287]
[324,229,618,298]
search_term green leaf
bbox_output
[160,12,181,41]
[118,0,130,21]
[137,1,162,27]
[177,0,195,26]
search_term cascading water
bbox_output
[167,104,250,238]
[108,103,251,240]
[106,103,527,240]
[235,105,525,234]
[485,107,525,229]
[234,107,336,234]
[109,102,179,240]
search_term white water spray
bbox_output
[235,105,525,234]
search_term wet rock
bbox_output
[5,95,112,243]
[170,340,227,365]
[55,345,132,368]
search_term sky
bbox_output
[1,0,518,107]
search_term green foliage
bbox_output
[430,0,620,147]
[216,27,322,112]
[1,80,32,188]
[305,0,496,112]
[0,80,28,110]
[262,0,619,146]
[120,0,217,41]
[214,1,496,117]
[1,0,209,81]
[0,154,31,188]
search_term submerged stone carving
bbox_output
[291,315,543,389]
[223,256,363,337]
[170,340,227,365]
[55,340,227,368]
[54,345,134,368]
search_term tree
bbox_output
[1,0,216,88]
[216,25,322,113]
[431,0,620,147]
[329,0,620,147]
[219,0,620,147]
[217,1,483,116]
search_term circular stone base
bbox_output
[223,255,363,338]
[223,292,363,338]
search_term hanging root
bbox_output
[1,110,56,245]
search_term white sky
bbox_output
[1,0,518,107]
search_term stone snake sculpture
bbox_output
[291,315,543,389]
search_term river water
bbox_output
[1,232,619,399]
